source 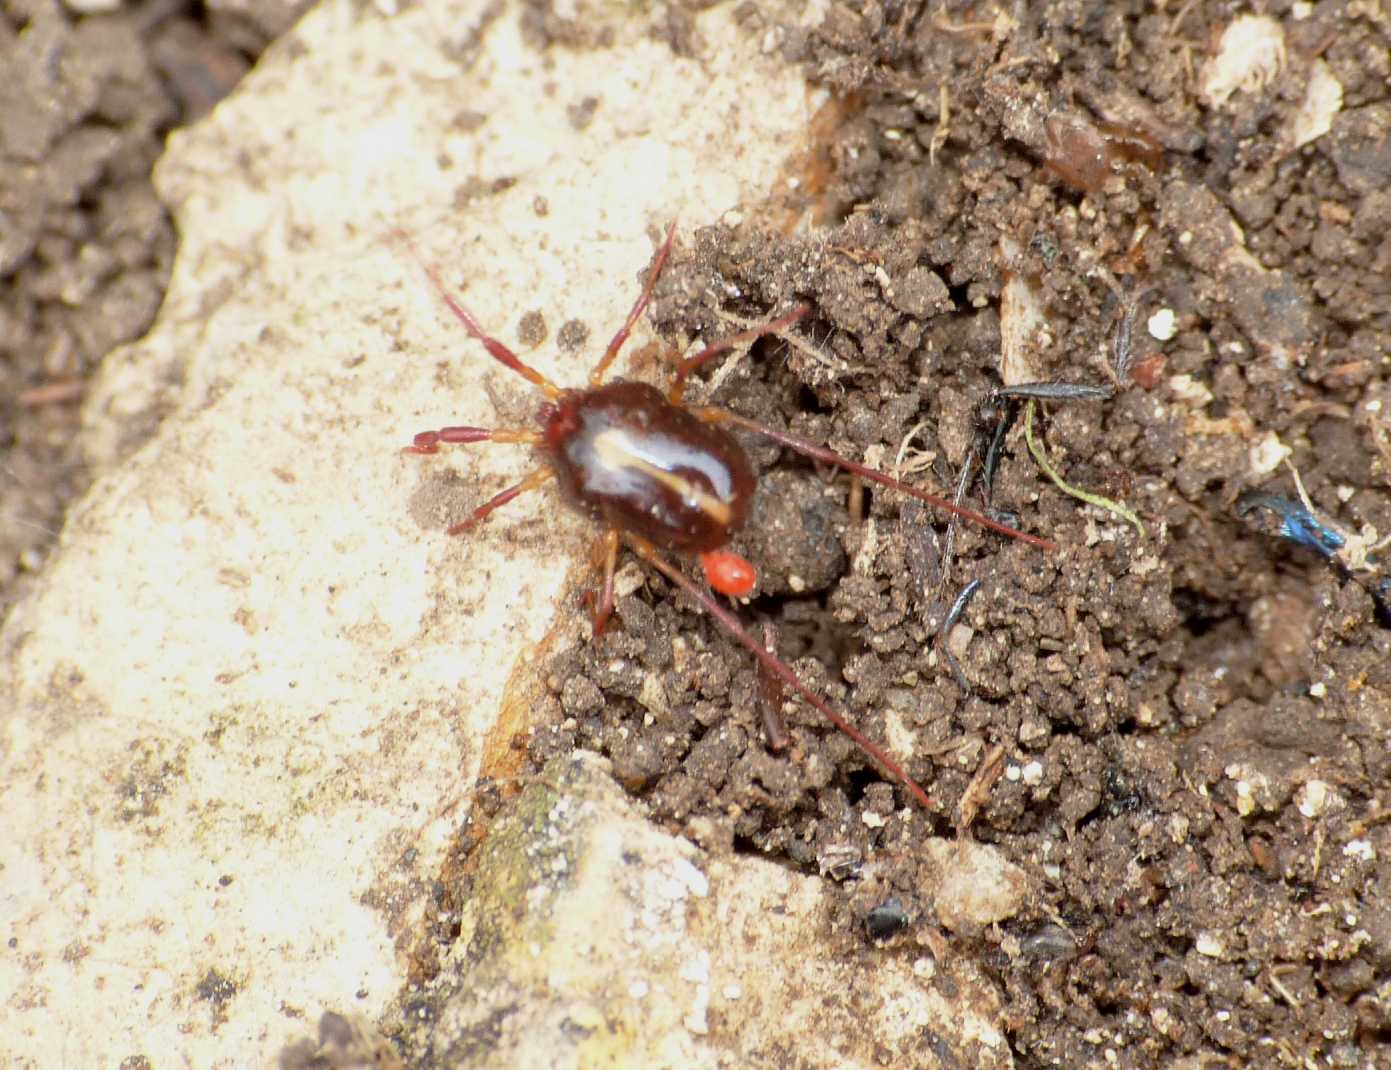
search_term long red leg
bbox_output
[588,528,621,636]
[696,408,1057,552]
[669,304,812,405]
[445,467,554,535]
[404,427,542,454]
[589,223,678,388]
[391,229,562,399]
[625,533,935,811]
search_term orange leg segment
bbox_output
[589,223,679,388]
[445,466,554,536]
[390,228,562,399]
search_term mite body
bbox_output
[543,379,754,557]
[399,224,1055,811]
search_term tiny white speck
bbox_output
[1169,373,1213,406]
[1249,432,1290,476]
[1147,308,1177,341]
[1232,779,1255,816]
[1297,779,1330,818]
[1196,934,1223,957]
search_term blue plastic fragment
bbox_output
[1237,491,1344,560]
[1279,504,1346,559]
[1237,489,1389,628]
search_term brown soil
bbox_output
[518,5,1391,1067]
[9,1,1391,1066]
[0,0,296,616]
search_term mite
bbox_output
[399,224,1056,811]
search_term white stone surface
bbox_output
[0,1,819,1063]
[399,752,1012,1069]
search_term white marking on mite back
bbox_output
[592,427,733,526]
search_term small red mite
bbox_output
[399,224,1056,811]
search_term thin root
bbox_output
[1023,400,1145,537]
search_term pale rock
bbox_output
[372,752,1014,1069]
[0,0,830,1063]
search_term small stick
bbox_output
[756,620,792,752]
[19,380,84,407]
[956,743,1005,838]
[996,382,1114,402]
[937,578,982,694]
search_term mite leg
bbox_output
[694,407,1057,552]
[404,427,541,454]
[669,304,811,406]
[588,223,678,388]
[585,528,622,636]
[391,229,562,399]
[442,467,554,536]
[625,533,935,811]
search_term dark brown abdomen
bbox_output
[543,380,754,553]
